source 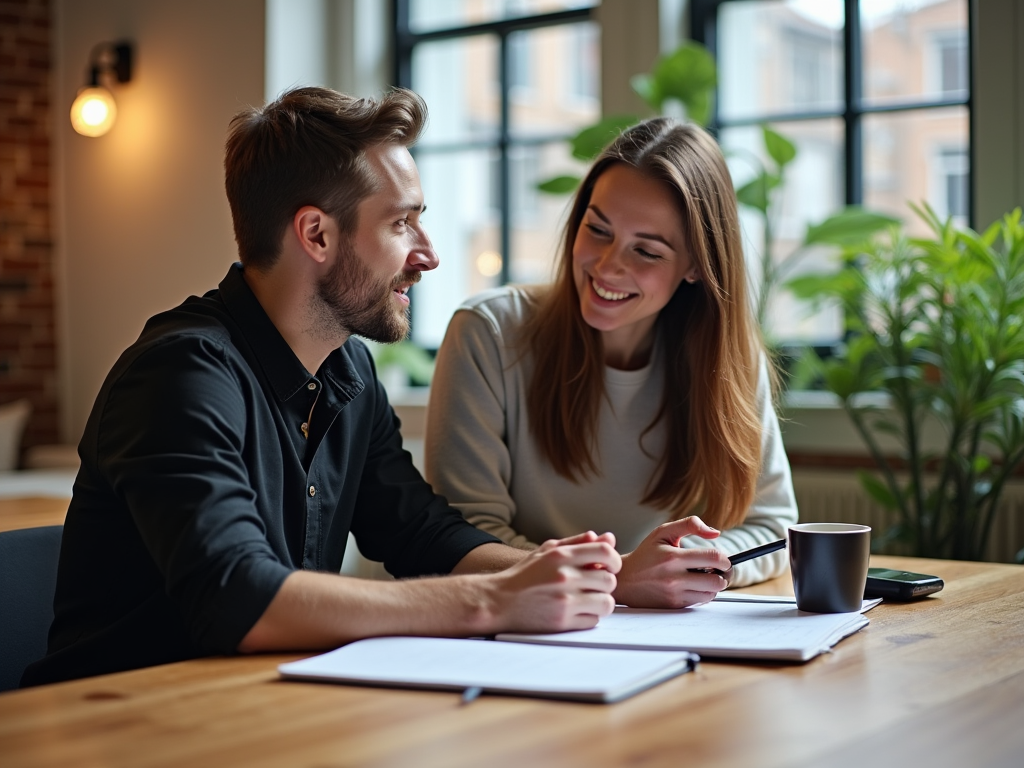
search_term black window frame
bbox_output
[393,0,598,287]
[690,0,974,228]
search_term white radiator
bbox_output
[792,469,1024,563]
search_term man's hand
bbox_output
[614,517,731,609]
[479,531,620,634]
[239,532,620,654]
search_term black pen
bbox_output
[688,538,787,575]
[460,686,483,706]
[728,538,787,566]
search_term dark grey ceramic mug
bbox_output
[788,523,872,613]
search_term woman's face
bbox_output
[572,163,697,369]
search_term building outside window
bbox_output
[933,29,968,95]
[394,0,600,349]
[692,0,971,344]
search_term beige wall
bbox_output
[52,0,265,442]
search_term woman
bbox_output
[425,118,798,607]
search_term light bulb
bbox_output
[70,87,117,137]
[476,251,503,277]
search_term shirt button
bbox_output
[308,485,316,497]
[307,382,317,390]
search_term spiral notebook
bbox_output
[278,636,698,703]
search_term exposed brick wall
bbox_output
[0,0,59,460]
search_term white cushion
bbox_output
[0,399,31,471]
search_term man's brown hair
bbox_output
[224,86,427,270]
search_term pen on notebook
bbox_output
[460,686,483,706]
[687,538,787,575]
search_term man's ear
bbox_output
[292,206,336,265]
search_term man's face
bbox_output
[316,144,437,344]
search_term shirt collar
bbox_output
[217,262,364,403]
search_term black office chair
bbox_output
[0,525,63,691]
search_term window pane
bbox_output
[721,119,845,343]
[719,0,843,122]
[412,150,500,348]
[508,142,587,284]
[509,22,600,138]
[862,0,968,107]
[862,106,969,234]
[409,0,596,33]
[412,36,499,147]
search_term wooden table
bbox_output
[1,556,1021,768]
[0,497,69,533]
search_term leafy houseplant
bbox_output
[367,340,436,391]
[788,206,1024,562]
[537,42,719,195]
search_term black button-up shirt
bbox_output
[22,263,497,686]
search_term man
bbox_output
[22,87,619,687]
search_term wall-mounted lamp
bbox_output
[70,41,133,137]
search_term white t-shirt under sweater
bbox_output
[424,286,799,587]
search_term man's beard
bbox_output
[315,239,420,344]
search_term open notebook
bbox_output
[280,598,879,702]
[279,636,698,703]
[495,598,882,662]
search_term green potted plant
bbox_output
[787,205,1024,561]
[366,339,436,393]
[537,42,719,195]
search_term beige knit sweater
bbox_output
[425,286,798,587]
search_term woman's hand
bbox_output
[614,517,732,608]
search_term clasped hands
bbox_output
[489,516,729,634]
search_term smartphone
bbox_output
[864,567,944,600]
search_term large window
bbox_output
[394,0,601,348]
[692,0,971,343]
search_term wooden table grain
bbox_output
[0,556,1021,768]
[0,497,69,533]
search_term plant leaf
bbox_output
[822,363,860,400]
[858,470,901,510]
[630,73,660,111]
[639,42,717,123]
[735,172,780,213]
[536,175,581,195]
[804,207,901,247]
[762,125,797,168]
[570,115,639,161]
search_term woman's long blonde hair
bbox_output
[522,118,767,530]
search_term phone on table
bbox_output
[864,568,944,600]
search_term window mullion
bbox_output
[843,0,863,206]
[498,32,511,286]
[393,0,412,87]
